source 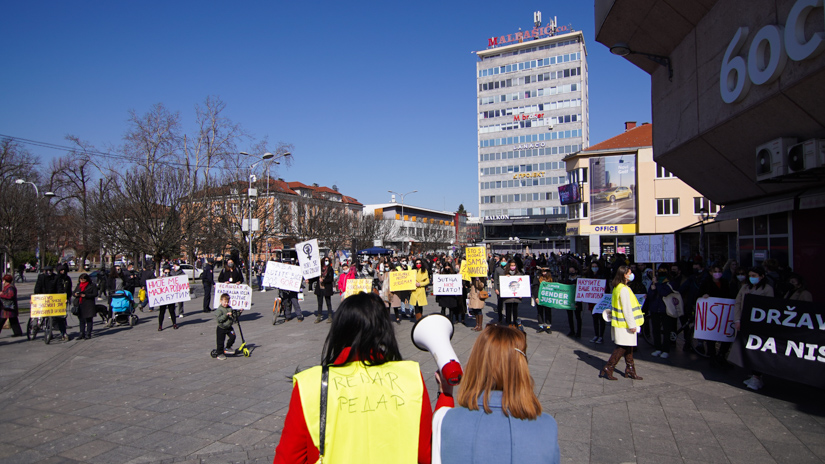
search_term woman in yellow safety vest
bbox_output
[599,265,645,381]
[274,292,451,464]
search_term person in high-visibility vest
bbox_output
[274,292,452,464]
[600,265,645,381]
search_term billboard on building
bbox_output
[558,183,581,205]
[589,155,636,225]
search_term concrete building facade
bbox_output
[476,15,590,254]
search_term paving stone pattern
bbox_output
[0,274,822,463]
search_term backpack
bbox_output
[663,290,684,318]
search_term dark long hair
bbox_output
[611,265,630,289]
[321,292,402,367]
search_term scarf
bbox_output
[79,281,89,304]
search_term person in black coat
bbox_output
[54,265,73,339]
[201,258,215,313]
[139,265,156,311]
[312,257,334,323]
[73,273,99,339]
[217,259,244,284]
[698,264,735,367]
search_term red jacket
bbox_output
[273,349,453,464]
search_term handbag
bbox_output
[71,305,79,316]
[479,290,489,299]
[1,298,13,311]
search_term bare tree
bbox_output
[0,138,40,269]
[124,103,181,176]
[418,219,454,253]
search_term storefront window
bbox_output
[737,213,790,267]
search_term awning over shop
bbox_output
[715,192,799,221]
[799,187,825,210]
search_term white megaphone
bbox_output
[411,314,463,385]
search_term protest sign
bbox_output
[343,279,372,299]
[146,275,190,308]
[728,295,825,389]
[30,294,67,317]
[694,297,736,342]
[434,274,462,295]
[499,275,531,298]
[575,278,606,303]
[389,270,416,292]
[213,283,253,310]
[460,260,470,281]
[464,246,488,277]
[296,239,321,279]
[538,282,574,310]
[590,293,646,315]
[263,261,303,292]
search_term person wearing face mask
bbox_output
[492,257,508,323]
[734,267,774,390]
[646,264,677,359]
[531,267,554,333]
[600,265,645,380]
[436,264,460,323]
[312,258,335,323]
[559,266,584,338]
[409,259,430,321]
[783,273,812,302]
[496,260,523,327]
[157,265,178,331]
[218,259,244,285]
[336,262,357,302]
[697,264,735,368]
[733,268,748,290]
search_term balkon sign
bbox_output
[488,23,570,48]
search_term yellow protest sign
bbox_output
[30,294,68,317]
[460,260,470,281]
[464,246,488,277]
[343,279,373,299]
[389,270,416,292]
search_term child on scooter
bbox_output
[215,293,236,360]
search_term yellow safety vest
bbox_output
[293,360,423,464]
[611,283,644,328]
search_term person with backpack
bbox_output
[646,264,679,359]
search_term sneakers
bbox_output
[225,349,235,355]
[590,336,599,342]
[62,334,69,341]
[747,377,764,390]
[216,354,226,360]
[651,350,662,357]
[314,317,322,324]
[659,352,670,359]
[260,289,266,293]
[595,337,603,344]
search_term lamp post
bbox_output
[239,151,290,287]
[388,190,417,253]
[699,208,709,266]
[15,179,55,271]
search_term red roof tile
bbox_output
[584,123,652,152]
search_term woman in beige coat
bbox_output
[467,277,488,331]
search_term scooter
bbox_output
[210,310,251,358]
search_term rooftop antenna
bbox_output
[534,11,541,28]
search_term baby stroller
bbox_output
[106,289,139,327]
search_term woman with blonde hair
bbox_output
[433,325,560,463]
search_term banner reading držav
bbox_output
[589,154,636,225]
[728,295,825,389]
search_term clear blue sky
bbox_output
[1,1,651,216]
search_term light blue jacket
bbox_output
[439,390,560,463]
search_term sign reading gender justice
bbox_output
[434,274,462,295]
[30,294,67,317]
[213,283,252,310]
[389,270,416,292]
[146,275,190,308]
[296,238,321,279]
[538,282,574,310]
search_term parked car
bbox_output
[179,264,202,280]
[594,186,633,203]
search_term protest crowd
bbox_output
[1,244,819,464]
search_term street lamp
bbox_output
[239,151,291,287]
[388,190,417,253]
[15,179,56,271]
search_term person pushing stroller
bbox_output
[214,293,237,360]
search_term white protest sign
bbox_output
[434,274,462,295]
[213,283,252,310]
[262,261,303,292]
[499,275,531,298]
[296,239,321,279]
[575,278,606,303]
[634,234,676,263]
[592,293,647,314]
[146,275,191,308]
[694,297,736,342]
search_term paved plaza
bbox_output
[0,273,823,464]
